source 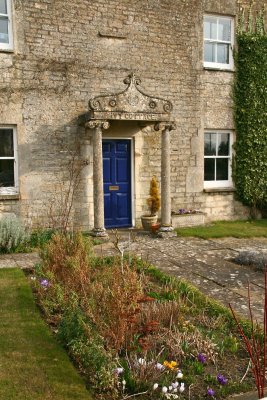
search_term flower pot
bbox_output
[151,222,161,233]
[141,215,158,231]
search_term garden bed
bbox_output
[30,233,256,400]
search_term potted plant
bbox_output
[141,176,161,231]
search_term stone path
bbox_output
[0,252,40,269]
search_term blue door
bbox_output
[103,140,132,228]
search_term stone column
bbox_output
[155,122,176,231]
[87,120,110,236]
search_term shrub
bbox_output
[0,215,30,253]
[147,176,160,216]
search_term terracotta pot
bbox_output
[141,215,158,231]
[151,222,161,233]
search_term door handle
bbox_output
[109,185,119,191]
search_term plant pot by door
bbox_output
[141,215,158,231]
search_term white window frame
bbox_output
[204,15,234,70]
[0,126,18,195]
[204,130,233,189]
[0,0,13,51]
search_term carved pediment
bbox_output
[88,73,173,122]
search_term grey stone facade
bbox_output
[0,0,265,231]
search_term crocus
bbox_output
[176,370,183,379]
[172,382,179,389]
[138,358,146,366]
[114,367,124,375]
[156,362,165,371]
[153,383,159,390]
[207,388,215,396]
[217,374,228,385]
[40,279,49,287]
[179,383,185,393]
[197,353,207,364]
[162,386,168,394]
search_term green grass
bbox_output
[175,219,267,239]
[0,268,92,400]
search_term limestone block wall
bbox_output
[0,0,262,229]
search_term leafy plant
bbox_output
[233,8,267,216]
[0,215,30,253]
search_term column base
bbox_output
[159,225,174,232]
[91,227,109,238]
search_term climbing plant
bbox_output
[233,7,267,216]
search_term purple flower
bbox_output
[217,374,228,385]
[197,353,207,364]
[207,388,215,396]
[40,279,49,288]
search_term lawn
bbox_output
[175,219,267,239]
[0,268,92,400]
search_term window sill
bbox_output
[204,187,235,193]
[203,66,234,73]
[0,48,14,53]
[0,193,20,201]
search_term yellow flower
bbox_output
[163,360,178,370]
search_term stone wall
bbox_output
[0,0,263,229]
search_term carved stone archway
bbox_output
[85,73,176,236]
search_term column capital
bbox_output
[154,121,176,132]
[86,120,110,130]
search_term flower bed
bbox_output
[30,233,254,400]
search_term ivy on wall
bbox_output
[233,8,267,215]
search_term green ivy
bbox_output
[233,10,267,216]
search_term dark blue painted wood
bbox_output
[103,140,132,228]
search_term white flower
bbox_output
[138,358,146,366]
[168,386,173,391]
[176,370,183,379]
[173,388,178,393]
[156,362,165,371]
[153,383,159,390]
[122,380,126,387]
[172,382,179,389]
[162,386,168,393]
[114,367,124,375]
[30,276,36,281]
[179,383,185,393]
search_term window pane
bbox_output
[204,158,215,181]
[0,0,7,14]
[216,158,229,180]
[217,43,229,64]
[218,133,230,156]
[218,18,231,41]
[0,129,13,157]
[204,133,216,155]
[204,42,216,63]
[204,17,217,39]
[0,17,8,43]
[0,159,14,187]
